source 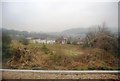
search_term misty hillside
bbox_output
[62,28,87,34]
[2,28,57,40]
[2,28,87,39]
[1,27,118,39]
[47,28,88,38]
[61,27,118,34]
[48,27,118,38]
[60,28,88,38]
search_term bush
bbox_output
[118,35,120,55]
[72,41,77,45]
[90,35,118,53]
[50,49,72,66]
[84,23,118,53]
[19,38,29,45]
[7,47,34,68]
[67,40,71,44]
[41,44,49,54]
[2,31,12,59]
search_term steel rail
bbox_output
[0,69,120,74]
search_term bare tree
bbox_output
[84,23,117,53]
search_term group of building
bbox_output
[26,36,84,45]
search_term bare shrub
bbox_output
[7,47,34,68]
[84,23,118,53]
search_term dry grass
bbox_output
[3,41,120,70]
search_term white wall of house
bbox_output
[40,40,47,44]
[47,40,55,44]
[30,39,55,44]
[61,40,66,44]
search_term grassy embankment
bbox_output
[3,40,120,70]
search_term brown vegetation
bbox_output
[85,23,118,54]
[2,23,120,70]
[3,40,119,70]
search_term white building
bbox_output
[47,40,55,44]
[30,38,55,44]
[26,37,32,40]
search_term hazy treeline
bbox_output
[1,23,119,64]
[84,23,119,54]
[2,28,57,40]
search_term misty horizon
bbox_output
[2,26,118,34]
[2,1,118,32]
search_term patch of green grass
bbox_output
[41,44,50,54]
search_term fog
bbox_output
[2,0,118,32]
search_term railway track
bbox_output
[1,69,120,73]
[0,69,120,79]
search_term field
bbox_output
[2,40,120,70]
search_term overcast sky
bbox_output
[2,0,118,32]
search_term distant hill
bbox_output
[2,28,57,40]
[62,27,118,34]
[60,28,88,38]
[1,27,118,39]
[59,27,118,38]
[47,28,88,38]
[62,28,87,34]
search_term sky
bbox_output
[1,0,118,32]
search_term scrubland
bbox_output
[3,40,120,70]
